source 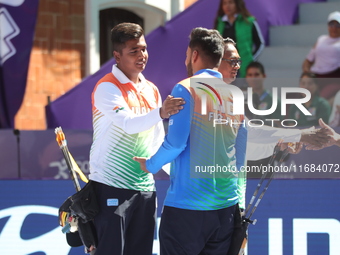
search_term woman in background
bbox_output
[302,11,340,102]
[214,0,264,78]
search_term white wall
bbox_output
[85,0,184,75]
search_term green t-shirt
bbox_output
[288,96,331,127]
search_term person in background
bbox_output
[218,39,331,206]
[214,0,264,78]
[244,61,283,174]
[245,61,281,127]
[89,22,184,255]
[302,11,340,104]
[288,72,331,127]
[218,38,242,84]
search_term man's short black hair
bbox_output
[223,37,236,46]
[246,61,266,75]
[111,23,144,53]
[189,27,224,68]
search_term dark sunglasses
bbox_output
[222,58,242,67]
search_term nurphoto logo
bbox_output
[199,82,311,127]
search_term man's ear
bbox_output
[191,50,199,63]
[113,51,120,63]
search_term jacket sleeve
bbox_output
[93,82,163,134]
[252,20,265,60]
[146,84,193,174]
[247,122,301,144]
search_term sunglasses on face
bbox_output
[222,58,242,67]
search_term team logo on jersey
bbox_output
[259,102,268,110]
[113,106,124,113]
[196,82,223,106]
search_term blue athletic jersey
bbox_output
[146,69,247,210]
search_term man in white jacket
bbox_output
[219,37,330,161]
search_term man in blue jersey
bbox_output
[134,27,247,254]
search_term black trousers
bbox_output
[92,181,156,255]
[159,204,237,255]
